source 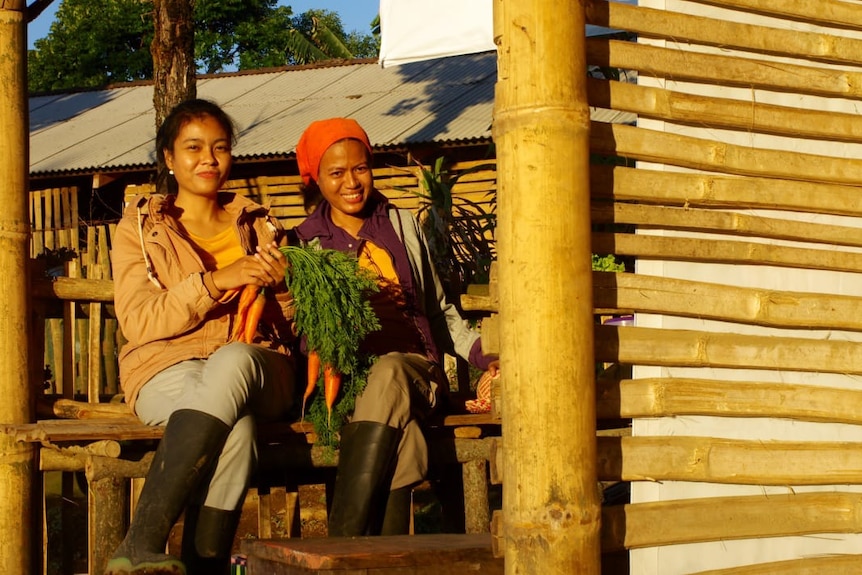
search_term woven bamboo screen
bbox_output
[579,1,862,573]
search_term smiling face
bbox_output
[164,114,233,199]
[317,138,374,231]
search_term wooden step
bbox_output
[240,533,502,575]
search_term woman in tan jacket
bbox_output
[106,99,296,575]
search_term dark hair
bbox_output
[155,99,237,194]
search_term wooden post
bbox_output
[494,0,600,574]
[0,1,35,573]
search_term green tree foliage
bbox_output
[28,0,152,92]
[28,0,380,93]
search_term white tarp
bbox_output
[378,0,495,68]
[378,0,638,68]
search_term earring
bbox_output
[169,169,174,175]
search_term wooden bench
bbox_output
[9,271,501,574]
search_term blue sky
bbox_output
[27,0,380,49]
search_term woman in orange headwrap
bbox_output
[293,118,499,536]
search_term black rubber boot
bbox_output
[181,505,242,575]
[104,409,231,575]
[327,421,401,537]
[379,486,413,535]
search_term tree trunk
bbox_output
[151,0,196,131]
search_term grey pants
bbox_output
[134,342,295,511]
[352,352,444,490]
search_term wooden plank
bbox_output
[0,419,166,443]
[31,190,44,257]
[242,534,502,574]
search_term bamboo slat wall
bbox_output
[579,0,862,573]
[460,1,862,571]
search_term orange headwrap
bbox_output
[296,118,373,185]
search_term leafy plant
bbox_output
[592,253,625,272]
[402,157,498,293]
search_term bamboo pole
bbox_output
[592,203,862,249]
[467,271,862,333]
[603,492,862,551]
[595,325,862,375]
[495,0,600,573]
[687,0,862,31]
[593,273,862,331]
[591,122,862,185]
[585,0,862,66]
[597,378,862,425]
[591,165,862,218]
[588,39,862,100]
[0,2,34,573]
[587,78,862,144]
[490,436,862,485]
[592,232,862,275]
[690,554,862,575]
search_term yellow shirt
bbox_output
[188,226,244,271]
[358,240,426,356]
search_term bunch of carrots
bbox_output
[278,245,379,440]
[222,245,378,442]
[225,284,343,428]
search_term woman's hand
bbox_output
[211,241,288,292]
[253,241,290,291]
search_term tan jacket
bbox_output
[112,192,295,411]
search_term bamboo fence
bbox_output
[29,187,120,401]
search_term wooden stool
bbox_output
[241,533,503,574]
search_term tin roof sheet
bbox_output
[29,52,635,176]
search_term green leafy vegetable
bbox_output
[280,245,380,445]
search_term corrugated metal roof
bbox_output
[29,51,635,177]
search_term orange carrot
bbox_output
[323,365,341,428]
[230,284,259,342]
[242,288,266,343]
[217,287,240,304]
[301,350,321,421]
